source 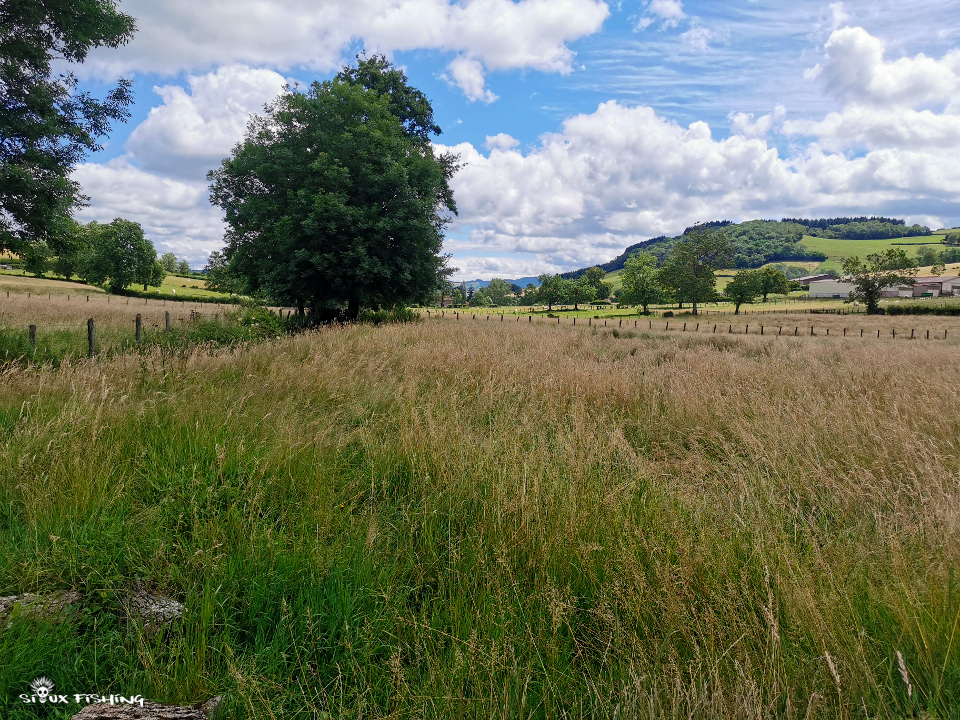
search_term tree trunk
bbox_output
[347,298,360,320]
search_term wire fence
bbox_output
[423,310,952,341]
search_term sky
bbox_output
[71,0,960,280]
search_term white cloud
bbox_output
[680,26,715,52]
[484,133,521,151]
[806,26,960,108]
[443,57,498,103]
[829,2,850,30]
[439,82,960,270]
[636,0,685,30]
[72,159,223,264]
[83,1,609,88]
[730,105,786,139]
[126,65,287,178]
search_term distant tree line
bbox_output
[782,216,907,229]
[18,218,168,293]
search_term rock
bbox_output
[72,697,221,720]
[0,591,81,622]
[122,584,184,636]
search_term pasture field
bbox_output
[802,233,948,273]
[0,315,957,719]
[0,269,231,302]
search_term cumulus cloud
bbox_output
[729,105,786,139]
[83,0,609,100]
[439,83,960,271]
[484,133,521,151]
[805,26,960,108]
[443,57,498,103]
[72,159,224,264]
[74,22,960,276]
[126,65,287,178]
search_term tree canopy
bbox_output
[0,0,135,254]
[619,252,665,314]
[82,218,164,293]
[658,227,732,315]
[209,59,458,319]
[842,249,918,314]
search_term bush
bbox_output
[358,306,421,325]
[662,311,674,318]
[885,304,960,316]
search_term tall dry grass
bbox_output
[0,320,957,718]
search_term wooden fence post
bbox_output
[165,311,171,332]
[745,325,749,334]
[135,314,142,343]
[87,318,95,358]
[666,321,670,330]
[29,324,36,351]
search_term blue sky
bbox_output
[72,0,960,279]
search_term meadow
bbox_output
[801,233,949,273]
[0,313,957,719]
[0,268,232,302]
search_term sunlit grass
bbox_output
[0,317,957,718]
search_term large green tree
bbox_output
[724,269,760,314]
[619,252,665,314]
[535,274,569,311]
[0,0,135,254]
[208,60,458,320]
[659,227,732,315]
[755,266,790,302]
[842,249,917,314]
[81,218,164,293]
[567,277,597,310]
[50,218,89,280]
[581,266,611,300]
[486,278,512,307]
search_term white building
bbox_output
[809,275,960,299]
[808,279,856,298]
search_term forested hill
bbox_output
[560,217,931,278]
[561,220,823,278]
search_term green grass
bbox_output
[0,269,233,302]
[1,318,957,718]
[801,233,948,272]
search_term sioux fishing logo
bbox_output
[20,676,145,706]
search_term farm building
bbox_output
[809,276,960,299]
[808,278,855,298]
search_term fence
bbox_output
[422,310,951,341]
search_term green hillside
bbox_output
[802,233,947,273]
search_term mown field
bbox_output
[1,313,957,719]
[0,269,231,301]
[802,233,950,273]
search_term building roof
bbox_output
[914,276,960,284]
[797,274,839,283]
